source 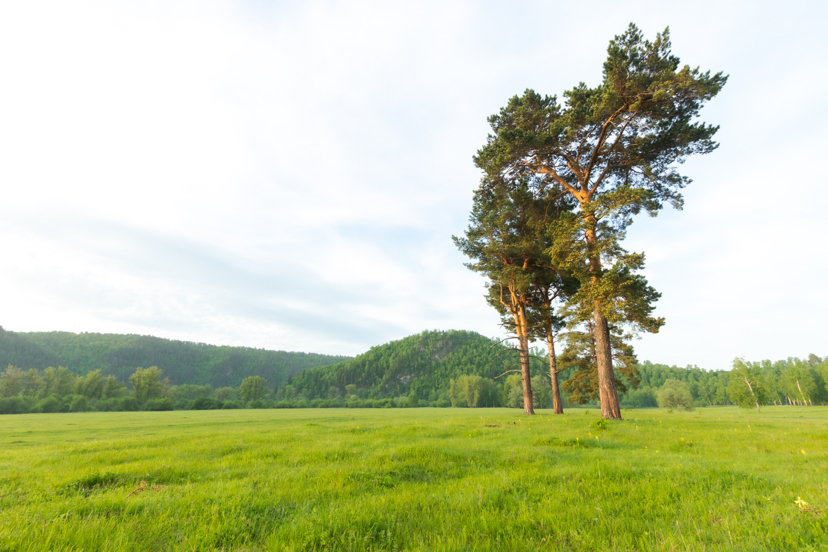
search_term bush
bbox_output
[222,401,241,409]
[622,387,658,409]
[192,397,223,410]
[657,379,694,411]
[436,397,451,408]
[69,395,91,412]
[144,397,174,411]
[37,395,62,413]
[0,396,32,414]
[118,397,140,411]
[95,398,119,412]
[248,399,267,409]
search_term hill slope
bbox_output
[0,327,350,388]
[289,329,542,400]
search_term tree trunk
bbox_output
[743,377,761,413]
[584,214,621,420]
[796,380,808,406]
[593,305,621,419]
[510,300,534,416]
[546,332,563,414]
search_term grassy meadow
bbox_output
[1,406,826,551]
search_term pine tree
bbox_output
[473,24,726,418]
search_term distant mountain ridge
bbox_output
[0,327,350,388]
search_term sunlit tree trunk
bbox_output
[546,333,563,414]
[512,299,535,415]
[585,217,621,420]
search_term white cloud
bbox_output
[1,0,826,368]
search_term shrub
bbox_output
[657,379,694,411]
[0,396,31,414]
[622,387,658,408]
[69,395,91,412]
[37,395,62,413]
[118,397,141,411]
[192,397,223,410]
[222,401,241,409]
[145,397,174,411]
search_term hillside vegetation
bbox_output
[288,329,528,402]
[0,327,349,388]
[2,327,826,414]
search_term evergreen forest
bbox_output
[0,326,349,389]
[1,327,825,414]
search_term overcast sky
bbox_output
[1,0,826,370]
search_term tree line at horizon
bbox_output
[454,23,727,419]
[1,327,825,414]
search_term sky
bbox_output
[1,0,826,371]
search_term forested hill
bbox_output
[289,329,531,401]
[0,327,350,388]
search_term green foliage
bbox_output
[144,397,174,411]
[657,379,694,411]
[592,418,608,431]
[621,387,658,408]
[192,397,223,410]
[68,395,91,412]
[129,367,169,402]
[289,330,533,402]
[449,375,500,408]
[0,365,23,397]
[472,24,726,417]
[239,375,269,403]
[729,358,771,411]
[214,386,235,401]
[0,329,350,388]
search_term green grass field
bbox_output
[1,407,826,551]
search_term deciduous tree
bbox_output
[129,366,169,402]
[729,359,768,413]
[239,376,269,403]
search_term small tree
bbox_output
[657,379,694,411]
[239,376,269,403]
[102,375,126,399]
[129,366,169,403]
[729,359,768,413]
[783,361,817,406]
[0,366,23,398]
[407,389,420,408]
[21,369,43,397]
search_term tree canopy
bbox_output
[471,23,726,418]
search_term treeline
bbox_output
[0,326,349,388]
[1,348,826,414]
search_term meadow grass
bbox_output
[1,406,826,551]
